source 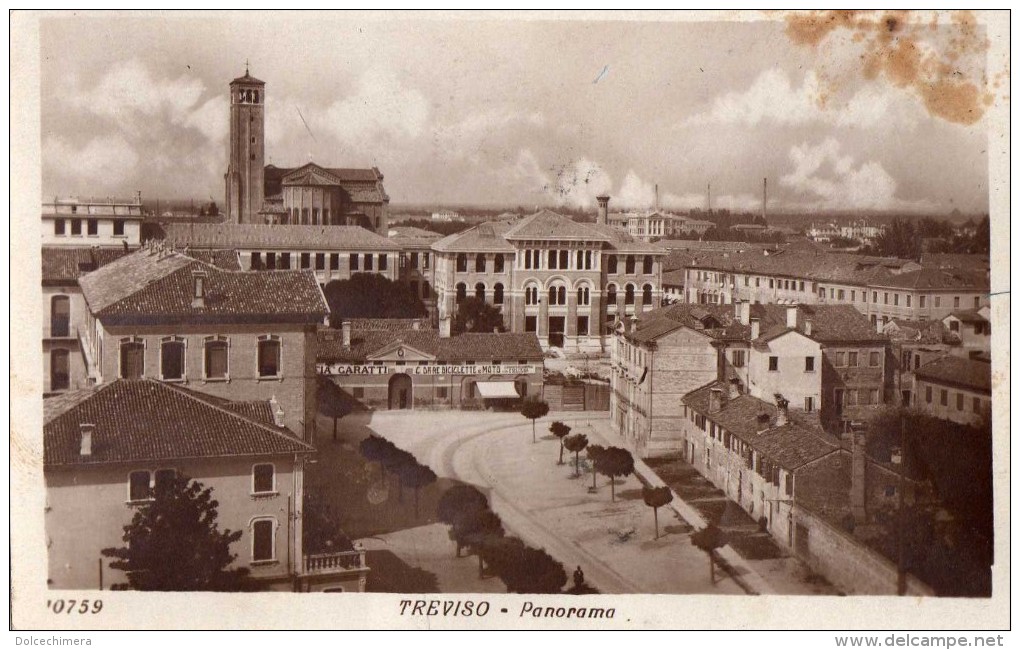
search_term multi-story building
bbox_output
[941,306,991,355]
[77,244,328,440]
[388,226,442,318]
[317,321,544,410]
[431,203,666,351]
[683,249,989,326]
[912,355,992,426]
[44,378,368,592]
[156,223,402,290]
[222,68,389,233]
[42,194,144,248]
[610,300,889,455]
[607,210,713,241]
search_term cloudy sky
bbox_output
[40,12,992,213]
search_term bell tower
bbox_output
[224,65,265,224]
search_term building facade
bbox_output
[77,245,328,440]
[42,194,144,248]
[317,323,544,410]
[224,70,266,225]
[432,207,666,351]
[912,355,992,426]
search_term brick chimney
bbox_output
[270,395,285,428]
[728,377,742,399]
[804,318,813,337]
[191,269,207,309]
[786,304,798,329]
[341,321,352,349]
[774,394,789,426]
[738,300,750,326]
[79,423,94,457]
[709,387,724,413]
[750,317,760,340]
[596,195,610,225]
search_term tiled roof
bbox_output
[920,253,991,272]
[586,222,667,254]
[388,226,443,241]
[662,270,685,286]
[42,247,130,284]
[43,380,313,467]
[504,210,613,242]
[317,328,543,364]
[348,318,431,331]
[683,381,840,470]
[946,309,988,323]
[871,267,989,291]
[79,248,328,325]
[184,249,241,271]
[885,319,946,344]
[158,223,400,251]
[753,304,886,344]
[626,302,749,344]
[914,355,992,393]
[230,71,265,85]
[432,220,519,253]
[263,164,386,202]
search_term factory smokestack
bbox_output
[762,177,768,222]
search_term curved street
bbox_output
[365,410,746,595]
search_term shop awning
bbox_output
[475,381,521,399]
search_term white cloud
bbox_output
[779,138,932,211]
[43,135,140,186]
[683,69,918,130]
[545,158,613,209]
[317,67,430,145]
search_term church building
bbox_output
[224,68,390,234]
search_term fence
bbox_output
[542,382,610,411]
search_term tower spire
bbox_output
[245,58,250,75]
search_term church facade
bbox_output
[224,69,390,234]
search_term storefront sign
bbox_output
[317,363,538,376]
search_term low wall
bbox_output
[542,383,610,411]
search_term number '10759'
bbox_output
[47,599,103,614]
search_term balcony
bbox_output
[301,549,366,576]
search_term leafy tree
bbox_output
[452,296,507,335]
[549,421,571,465]
[437,485,489,557]
[102,474,251,591]
[460,509,505,577]
[317,376,362,441]
[586,444,606,491]
[323,274,426,325]
[690,523,726,584]
[642,486,674,540]
[303,490,354,555]
[482,537,566,594]
[520,397,550,443]
[399,463,438,518]
[595,447,635,502]
[563,433,589,478]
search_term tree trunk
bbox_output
[558,441,564,465]
[610,476,616,502]
[332,416,338,441]
[654,506,659,540]
[592,466,597,490]
[532,420,536,443]
[574,451,581,477]
[708,549,715,584]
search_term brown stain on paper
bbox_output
[785,10,995,125]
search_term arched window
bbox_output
[643,284,653,304]
[548,286,557,305]
[525,285,538,305]
[643,256,654,274]
[257,335,281,378]
[120,337,145,379]
[160,336,186,381]
[50,295,70,337]
[558,286,567,305]
[475,282,486,301]
[625,284,635,305]
[607,284,617,304]
[475,254,486,272]
[253,90,259,103]
[456,253,467,273]
[577,286,590,306]
[608,256,618,274]
[494,283,504,305]
[50,349,69,392]
[204,336,229,380]
[625,255,636,274]
[456,282,467,304]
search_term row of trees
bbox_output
[323,274,427,324]
[861,216,990,258]
[437,485,569,593]
[359,435,438,518]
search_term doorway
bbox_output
[388,373,412,409]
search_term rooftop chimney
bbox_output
[411,320,421,331]
[270,395,285,428]
[774,394,789,427]
[786,304,798,329]
[709,388,724,414]
[739,300,750,326]
[762,177,767,222]
[596,195,610,225]
[191,269,207,309]
[341,321,352,349]
[79,423,94,457]
[728,377,742,399]
[804,318,813,337]
[750,317,760,340]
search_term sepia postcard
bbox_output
[9,9,1010,632]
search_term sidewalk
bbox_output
[564,415,777,596]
